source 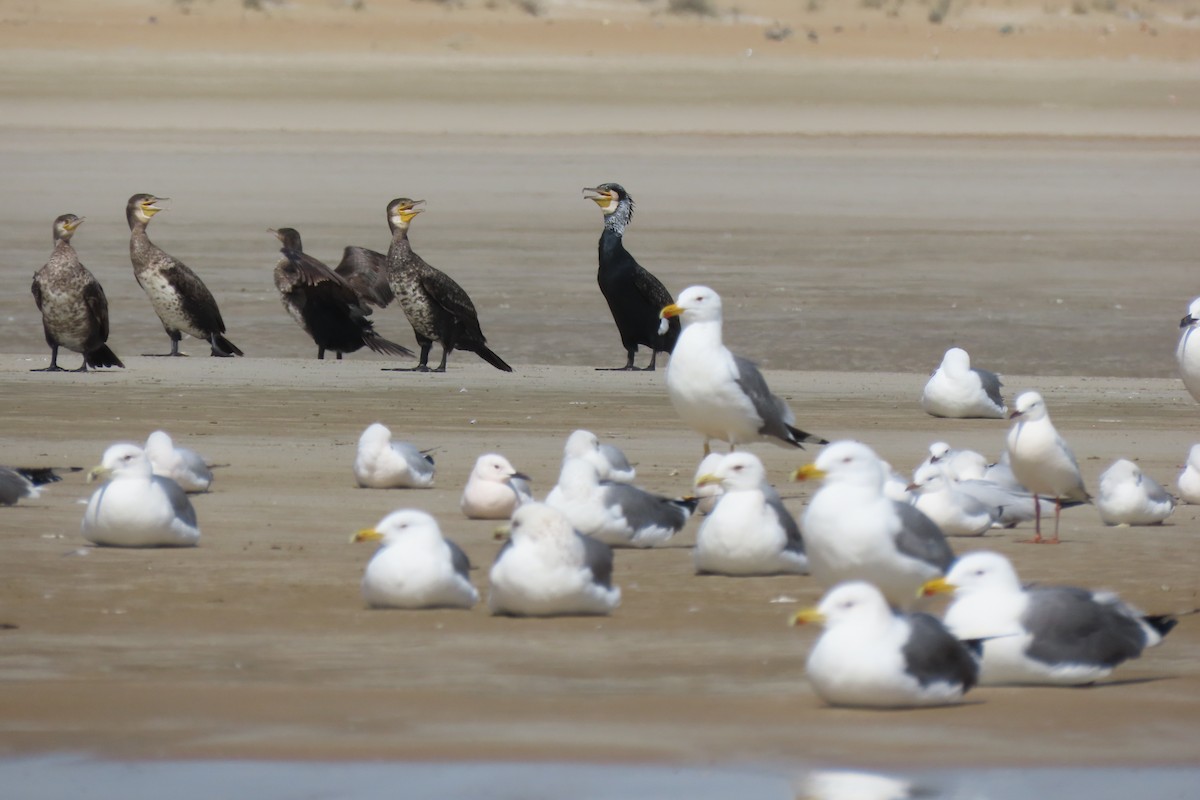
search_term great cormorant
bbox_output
[583,183,679,371]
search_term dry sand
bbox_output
[1,0,1200,777]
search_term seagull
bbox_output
[1095,458,1175,526]
[661,286,827,455]
[908,463,1001,537]
[1176,297,1200,403]
[352,509,478,609]
[487,502,620,616]
[353,422,435,489]
[545,457,694,548]
[794,440,955,608]
[1177,444,1200,504]
[791,581,980,708]
[460,453,532,520]
[1004,391,1090,544]
[0,466,79,507]
[918,441,989,482]
[923,551,1177,685]
[552,429,635,485]
[82,443,200,547]
[144,430,214,493]
[693,452,807,575]
[920,347,1006,419]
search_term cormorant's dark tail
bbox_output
[212,334,244,357]
[472,345,513,373]
[786,425,829,448]
[15,466,82,486]
[85,345,125,369]
[363,333,416,359]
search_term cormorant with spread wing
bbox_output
[270,227,414,361]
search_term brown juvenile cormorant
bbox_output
[382,198,512,373]
[270,227,414,361]
[126,194,243,357]
[583,183,680,371]
[30,214,124,372]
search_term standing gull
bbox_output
[270,227,413,361]
[1177,444,1200,504]
[30,214,124,372]
[353,423,436,489]
[791,581,980,708]
[546,457,694,548]
[662,286,827,455]
[381,198,511,372]
[920,347,1006,419]
[1095,458,1175,526]
[1005,391,1090,544]
[487,502,620,617]
[794,440,955,608]
[126,194,243,357]
[583,183,679,371]
[352,509,478,609]
[82,443,200,547]
[144,430,214,494]
[923,551,1177,685]
[460,453,532,520]
[693,452,807,575]
[1176,297,1200,403]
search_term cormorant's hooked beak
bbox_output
[395,200,425,224]
[142,197,167,217]
[351,528,382,544]
[65,217,85,232]
[660,303,683,320]
[582,187,618,211]
[790,464,826,482]
[267,228,283,241]
[919,577,956,598]
[789,607,825,626]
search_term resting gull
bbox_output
[0,466,79,507]
[794,440,955,608]
[693,452,807,575]
[82,443,200,547]
[460,453,532,520]
[920,347,1005,419]
[1177,444,1200,504]
[1095,458,1175,526]
[908,463,1000,537]
[352,509,478,609]
[661,285,827,455]
[487,502,620,616]
[353,423,435,489]
[545,457,694,548]
[923,551,1177,685]
[1005,391,1090,543]
[551,429,635,485]
[144,430,214,493]
[791,581,980,708]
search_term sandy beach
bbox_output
[2,0,1200,787]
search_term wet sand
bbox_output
[2,0,1200,777]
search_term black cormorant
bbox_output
[30,214,124,372]
[583,183,679,371]
[270,227,414,361]
[382,198,512,373]
[127,193,243,357]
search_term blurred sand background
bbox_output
[2,0,1200,775]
